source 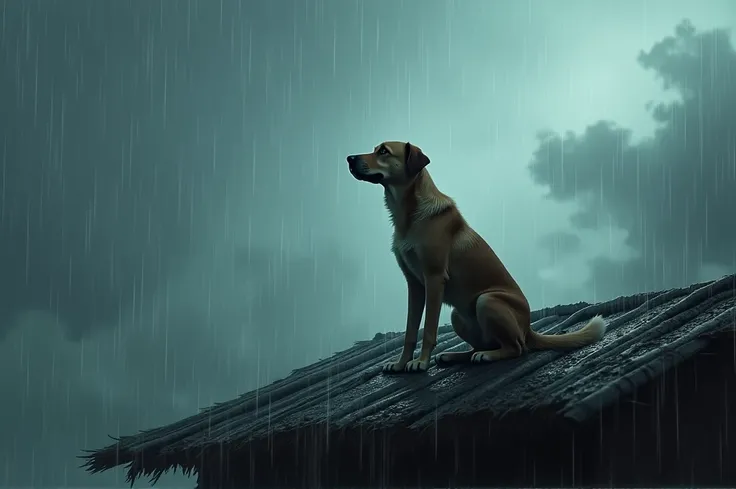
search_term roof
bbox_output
[81,274,736,485]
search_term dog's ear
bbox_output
[404,142,430,177]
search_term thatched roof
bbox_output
[81,274,736,486]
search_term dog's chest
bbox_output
[394,241,425,282]
[392,233,465,308]
[392,234,444,284]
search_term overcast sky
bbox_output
[0,0,734,487]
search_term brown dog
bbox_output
[346,141,606,373]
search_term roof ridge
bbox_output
[527,274,734,407]
[561,300,736,422]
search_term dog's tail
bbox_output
[527,315,606,351]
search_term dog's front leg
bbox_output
[405,272,445,373]
[383,258,426,373]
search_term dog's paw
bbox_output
[470,351,494,363]
[382,361,407,374]
[404,358,430,373]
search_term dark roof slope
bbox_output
[82,274,736,484]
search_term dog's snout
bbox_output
[346,151,384,184]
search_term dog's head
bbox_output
[346,141,430,185]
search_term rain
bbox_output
[0,0,735,487]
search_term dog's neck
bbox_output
[383,169,453,234]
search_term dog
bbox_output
[346,141,606,373]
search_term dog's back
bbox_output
[442,215,530,321]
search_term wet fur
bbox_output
[346,141,607,373]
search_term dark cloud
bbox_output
[0,1,235,339]
[530,21,736,298]
[0,1,302,340]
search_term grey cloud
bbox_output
[529,21,736,298]
[537,231,582,256]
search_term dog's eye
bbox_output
[377,147,388,156]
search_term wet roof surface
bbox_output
[83,274,736,478]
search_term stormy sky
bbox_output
[0,0,734,487]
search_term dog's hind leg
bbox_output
[435,308,478,365]
[470,292,526,364]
